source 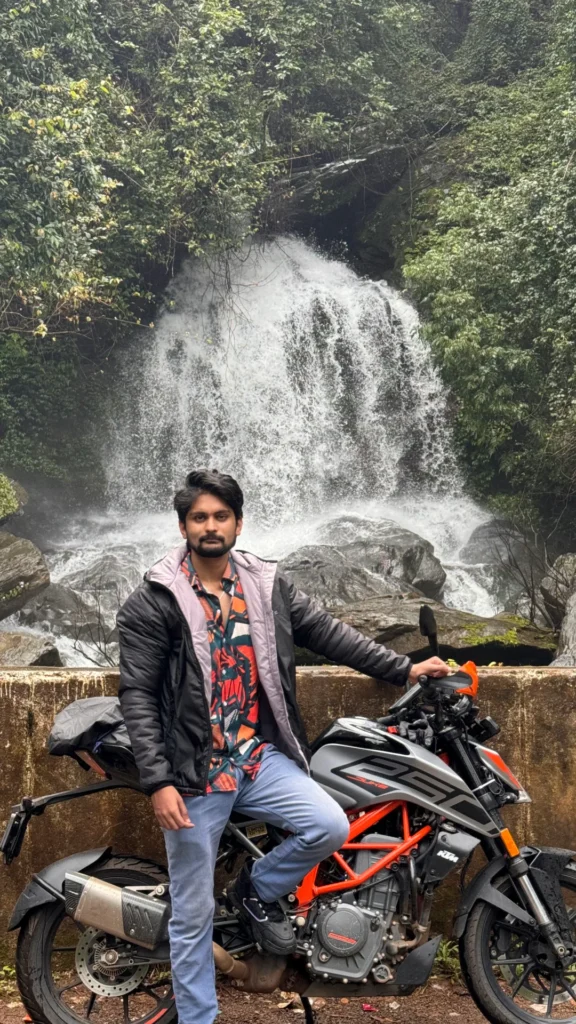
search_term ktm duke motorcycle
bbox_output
[3,606,576,1024]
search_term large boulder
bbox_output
[459,519,547,619]
[460,519,528,565]
[540,554,576,629]
[316,515,446,599]
[303,596,556,666]
[551,591,576,666]
[57,546,143,635]
[16,583,109,642]
[279,545,416,608]
[0,531,50,620]
[0,631,61,666]
[59,547,142,597]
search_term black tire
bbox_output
[16,855,177,1024]
[460,863,576,1024]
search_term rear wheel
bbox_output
[461,863,576,1024]
[16,856,176,1024]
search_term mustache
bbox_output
[200,535,225,543]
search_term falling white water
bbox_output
[11,237,504,665]
[106,236,460,520]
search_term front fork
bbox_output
[448,732,572,961]
[507,854,571,958]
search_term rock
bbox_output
[58,546,143,634]
[279,545,415,608]
[459,519,548,619]
[16,583,111,642]
[316,515,446,599]
[0,531,50,620]
[60,547,142,596]
[320,596,556,665]
[460,519,543,585]
[551,591,576,666]
[0,631,61,666]
[460,519,524,565]
[540,554,576,629]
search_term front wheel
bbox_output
[16,855,177,1024]
[461,862,576,1024]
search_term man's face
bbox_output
[179,492,242,559]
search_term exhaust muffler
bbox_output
[65,871,169,950]
[64,872,288,987]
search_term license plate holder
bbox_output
[0,806,32,865]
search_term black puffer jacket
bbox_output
[116,546,412,797]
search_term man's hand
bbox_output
[409,657,451,684]
[151,786,194,830]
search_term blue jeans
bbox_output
[163,745,350,1024]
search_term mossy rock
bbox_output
[296,596,557,667]
[0,531,50,620]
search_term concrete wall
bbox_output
[1,666,576,963]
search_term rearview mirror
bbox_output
[419,604,438,639]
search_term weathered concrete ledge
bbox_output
[1,666,576,962]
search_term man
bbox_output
[117,469,449,1024]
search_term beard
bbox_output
[187,535,236,559]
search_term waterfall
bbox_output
[11,237,500,665]
[106,237,460,523]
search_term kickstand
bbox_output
[301,996,316,1024]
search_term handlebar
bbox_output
[384,668,476,718]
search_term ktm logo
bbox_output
[437,850,459,862]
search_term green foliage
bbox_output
[434,938,462,983]
[0,0,453,477]
[455,0,542,85]
[0,475,18,520]
[404,0,576,525]
[0,964,16,995]
[0,0,446,342]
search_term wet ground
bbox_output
[0,977,487,1023]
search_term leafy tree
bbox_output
[454,0,542,84]
[404,0,576,526]
[0,0,449,477]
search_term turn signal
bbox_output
[500,828,520,858]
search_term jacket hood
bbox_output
[145,544,277,586]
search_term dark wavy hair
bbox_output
[173,469,244,523]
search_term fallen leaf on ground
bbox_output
[362,1004,378,1012]
[340,997,350,1004]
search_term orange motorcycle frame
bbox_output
[296,799,432,908]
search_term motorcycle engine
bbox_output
[307,834,400,983]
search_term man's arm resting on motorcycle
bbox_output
[286,580,449,685]
[117,587,192,830]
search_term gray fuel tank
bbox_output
[311,717,499,838]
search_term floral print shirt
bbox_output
[180,553,266,792]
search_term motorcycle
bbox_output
[3,605,576,1024]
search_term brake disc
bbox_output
[75,928,149,997]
